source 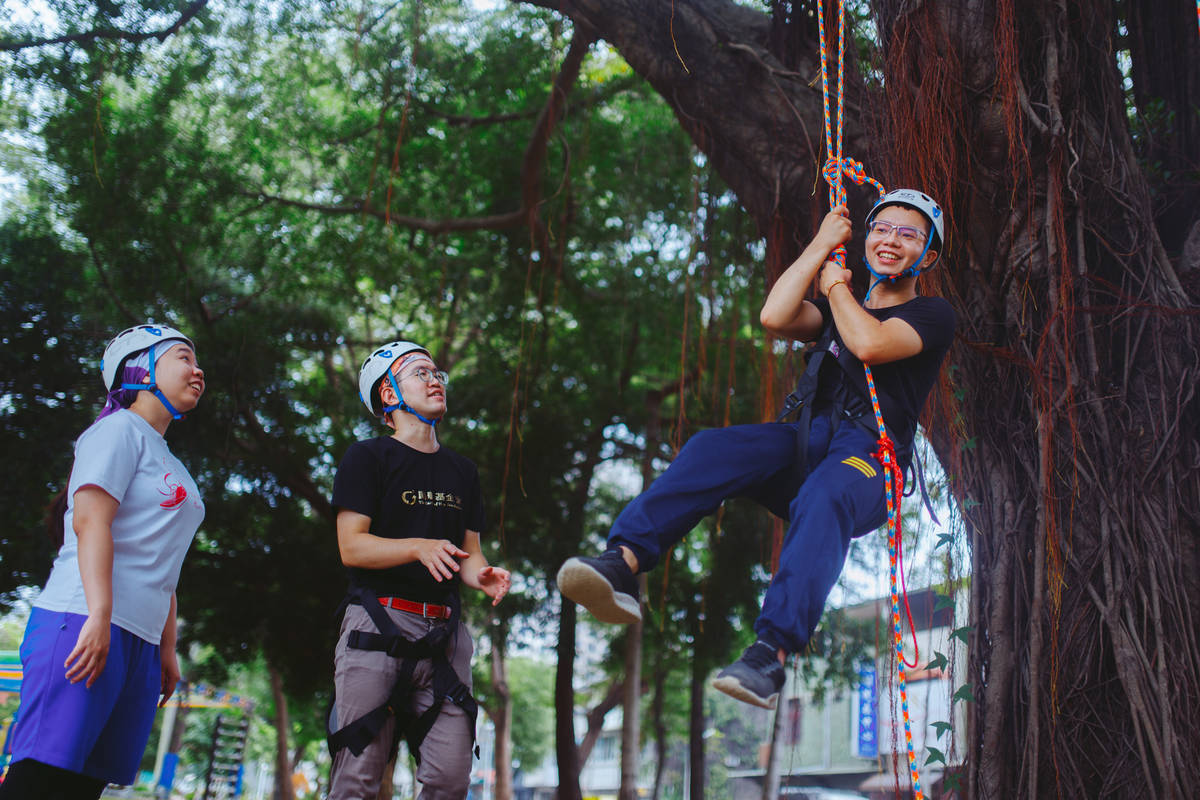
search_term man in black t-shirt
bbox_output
[327,341,510,800]
[558,189,956,711]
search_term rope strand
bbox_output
[817,2,923,796]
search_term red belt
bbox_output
[377,596,452,620]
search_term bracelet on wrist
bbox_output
[828,279,849,294]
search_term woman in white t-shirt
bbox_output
[0,323,206,799]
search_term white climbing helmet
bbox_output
[866,188,945,251]
[101,323,194,391]
[357,340,431,418]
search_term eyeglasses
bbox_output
[401,366,449,385]
[867,220,928,244]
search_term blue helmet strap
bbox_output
[120,343,184,420]
[383,370,439,427]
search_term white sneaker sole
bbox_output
[556,559,642,624]
[711,674,779,709]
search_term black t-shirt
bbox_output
[810,295,956,450]
[331,437,486,602]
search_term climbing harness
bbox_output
[326,585,478,764]
[816,2,925,796]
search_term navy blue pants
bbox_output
[608,412,888,654]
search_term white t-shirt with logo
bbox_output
[35,409,205,644]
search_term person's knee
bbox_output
[416,762,471,799]
[679,426,726,454]
[415,711,474,799]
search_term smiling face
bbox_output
[149,342,205,413]
[865,205,936,276]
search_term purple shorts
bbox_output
[9,608,160,785]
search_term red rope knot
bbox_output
[872,434,904,493]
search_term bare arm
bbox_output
[760,206,852,341]
[336,509,468,582]
[160,593,180,705]
[817,262,926,364]
[65,486,117,687]
[458,530,511,606]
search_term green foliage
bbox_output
[951,683,975,705]
[795,605,876,703]
[0,218,106,604]
[1,1,787,787]
[924,650,949,672]
[472,655,554,771]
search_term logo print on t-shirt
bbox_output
[159,472,188,509]
[400,489,463,510]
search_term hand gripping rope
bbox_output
[816,2,925,796]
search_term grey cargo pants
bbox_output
[328,602,474,800]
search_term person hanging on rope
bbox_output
[0,324,205,799]
[557,189,956,709]
[326,340,511,800]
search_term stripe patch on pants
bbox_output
[841,456,877,478]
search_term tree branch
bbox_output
[1,0,209,51]
[245,24,596,245]
[239,190,527,233]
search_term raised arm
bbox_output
[760,206,852,341]
[816,261,926,365]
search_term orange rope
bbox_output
[817,1,923,795]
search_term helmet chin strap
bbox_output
[862,235,936,301]
[121,343,184,420]
[382,371,440,427]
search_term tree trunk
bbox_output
[872,1,1200,797]
[375,757,397,800]
[491,615,515,800]
[522,0,866,260]
[579,678,625,766]
[268,664,297,800]
[687,659,705,800]
[530,1,1200,797]
[761,685,786,800]
[554,599,584,800]
[619,594,645,800]
[551,434,609,798]
[650,665,668,800]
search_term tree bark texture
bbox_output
[619,583,645,800]
[491,616,515,800]
[554,599,584,800]
[525,0,873,266]
[528,0,1200,797]
[268,664,298,800]
[687,659,706,800]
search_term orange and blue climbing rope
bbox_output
[816,0,885,268]
[816,1,923,796]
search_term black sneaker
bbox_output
[556,549,642,624]
[711,641,786,709]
